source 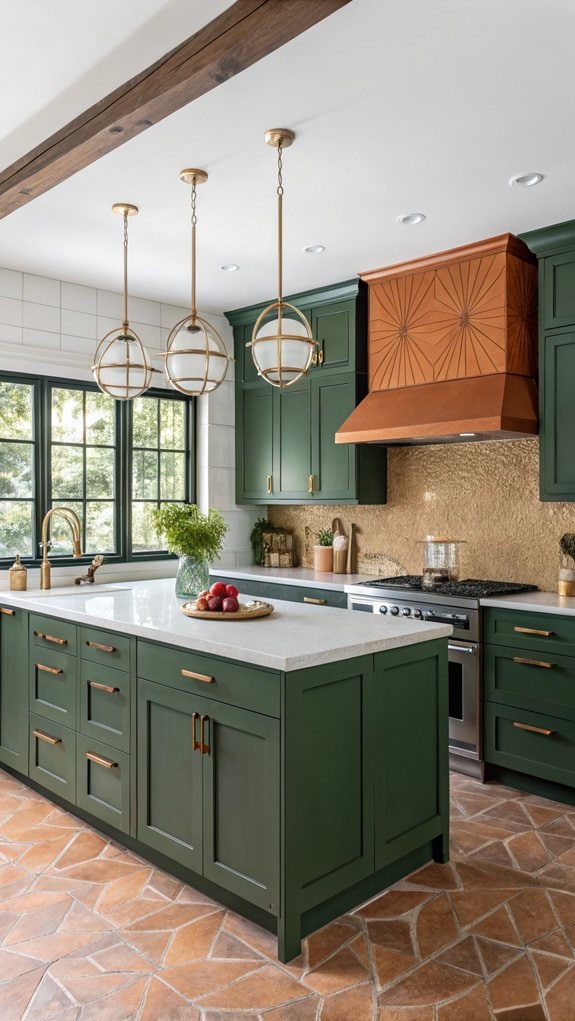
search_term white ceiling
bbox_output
[0,0,574,315]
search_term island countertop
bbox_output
[209,565,373,592]
[1,578,451,672]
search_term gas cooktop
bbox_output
[354,576,538,599]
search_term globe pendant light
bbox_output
[162,169,229,396]
[249,129,316,387]
[92,204,156,400]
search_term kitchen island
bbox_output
[0,579,451,961]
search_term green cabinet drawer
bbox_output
[79,661,130,752]
[29,713,76,801]
[30,647,76,726]
[210,576,348,609]
[137,640,280,717]
[485,644,575,721]
[485,702,575,789]
[81,627,131,672]
[76,734,130,834]
[484,608,575,657]
[31,614,76,655]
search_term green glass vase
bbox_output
[175,555,210,599]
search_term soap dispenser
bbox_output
[9,554,27,592]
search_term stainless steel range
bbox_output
[346,575,537,777]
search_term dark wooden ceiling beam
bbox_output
[0,0,350,219]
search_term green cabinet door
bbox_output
[540,329,575,500]
[236,386,274,502]
[0,606,29,774]
[274,378,312,499]
[235,324,260,384]
[543,252,575,330]
[199,695,280,913]
[311,374,355,500]
[136,678,202,873]
[311,299,354,372]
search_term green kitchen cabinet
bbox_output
[311,298,359,373]
[210,575,348,608]
[274,378,312,499]
[0,605,29,774]
[235,385,274,501]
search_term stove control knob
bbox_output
[413,608,423,619]
[390,605,400,616]
[378,605,388,615]
[401,607,411,617]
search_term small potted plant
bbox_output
[313,528,333,572]
[152,503,228,598]
[250,516,276,566]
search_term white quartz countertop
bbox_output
[209,565,373,592]
[481,591,575,616]
[1,578,451,672]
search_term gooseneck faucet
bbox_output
[40,507,82,590]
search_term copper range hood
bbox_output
[336,234,538,445]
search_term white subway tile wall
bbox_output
[0,266,259,566]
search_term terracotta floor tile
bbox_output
[196,963,308,1010]
[547,889,575,928]
[455,860,537,889]
[0,947,45,981]
[139,975,200,1021]
[164,909,226,965]
[56,859,144,883]
[406,862,459,890]
[487,954,539,1011]
[265,995,321,1020]
[25,972,77,1019]
[48,956,101,980]
[304,945,369,996]
[59,971,140,1004]
[379,1008,435,1021]
[507,888,558,943]
[320,981,375,1020]
[537,832,575,859]
[305,919,358,969]
[147,868,184,900]
[470,840,516,870]
[0,965,46,1020]
[94,867,151,911]
[506,831,552,872]
[367,919,414,957]
[469,903,520,945]
[125,901,216,932]
[475,936,521,976]
[372,946,419,988]
[93,940,155,973]
[436,935,483,976]
[52,830,107,871]
[529,928,574,958]
[415,893,458,959]
[450,889,514,928]
[494,1005,546,1021]
[524,803,566,828]
[0,863,29,888]
[3,898,70,947]
[530,949,571,989]
[379,960,478,1007]
[58,899,110,932]
[541,816,575,839]
[437,982,492,1020]
[544,963,575,1020]
[162,959,262,1000]
[119,928,171,965]
[537,862,575,893]
[0,890,69,913]
[78,976,148,1021]
[210,930,264,961]
[10,931,99,961]
[355,891,432,919]
[222,912,279,958]
[18,835,72,873]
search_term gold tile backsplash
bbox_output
[267,439,575,593]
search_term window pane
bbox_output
[86,502,115,553]
[0,382,33,440]
[52,388,83,442]
[0,500,34,557]
[132,450,158,500]
[0,441,34,497]
[85,391,115,445]
[51,446,83,499]
[160,400,186,449]
[86,447,114,499]
[133,397,158,448]
[160,452,186,500]
[48,502,83,555]
[131,502,161,552]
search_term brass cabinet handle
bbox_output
[34,630,67,646]
[36,662,63,676]
[513,721,555,737]
[86,640,116,653]
[181,669,214,684]
[87,679,119,694]
[192,711,200,751]
[303,596,326,605]
[266,474,273,494]
[311,351,318,366]
[86,751,118,769]
[513,656,554,669]
[308,474,315,494]
[513,626,554,637]
[33,728,61,746]
[0,607,15,616]
[200,714,210,754]
[318,347,324,366]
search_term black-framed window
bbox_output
[0,371,194,566]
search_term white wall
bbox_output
[0,266,258,584]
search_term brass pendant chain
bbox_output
[191,177,198,320]
[277,143,283,305]
[122,211,129,330]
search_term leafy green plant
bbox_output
[152,504,228,560]
[317,528,333,547]
[560,533,575,564]
[250,516,279,565]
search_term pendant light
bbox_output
[248,129,316,387]
[92,204,156,400]
[162,169,229,396]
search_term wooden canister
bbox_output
[9,554,27,591]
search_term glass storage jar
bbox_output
[419,536,465,589]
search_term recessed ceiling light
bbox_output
[396,212,426,225]
[459,432,476,437]
[303,244,326,254]
[220,264,239,272]
[509,173,544,188]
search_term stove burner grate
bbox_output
[363,576,538,599]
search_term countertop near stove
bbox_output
[209,566,373,592]
[481,591,575,616]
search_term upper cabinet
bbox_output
[522,220,575,501]
[227,281,387,505]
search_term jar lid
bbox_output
[418,536,466,544]
[9,554,26,572]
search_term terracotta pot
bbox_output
[313,545,333,572]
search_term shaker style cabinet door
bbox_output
[274,378,312,500]
[310,374,356,501]
[311,299,355,372]
[540,329,575,500]
[236,386,274,502]
[0,606,29,774]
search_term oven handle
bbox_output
[448,643,476,655]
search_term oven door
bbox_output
[448,639,481,760]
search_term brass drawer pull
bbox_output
[200,714,210,755]
[513,721,555,737]
[303,596,326,605]
[0,607,15,616]
[513,656,554,669]
[513,626,554,637]
[36,662,63,676]
[86,640,116,654]
[308,474,315,494]
[266,474,273,494]
[33,728,61,746]
[192,711,200,751]
[87,679,119,694]
[34,630,67,646]
[311,351,318,366]
[86,751,118,769]
[181,669,214,684]
[318,348,324,366]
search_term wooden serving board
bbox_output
[179,599,274,621]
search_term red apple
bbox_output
[225,584,239,599]
[222,597,239,613]
[209,581,227,598]
[207,595,223,611]
[195,596,209,611]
